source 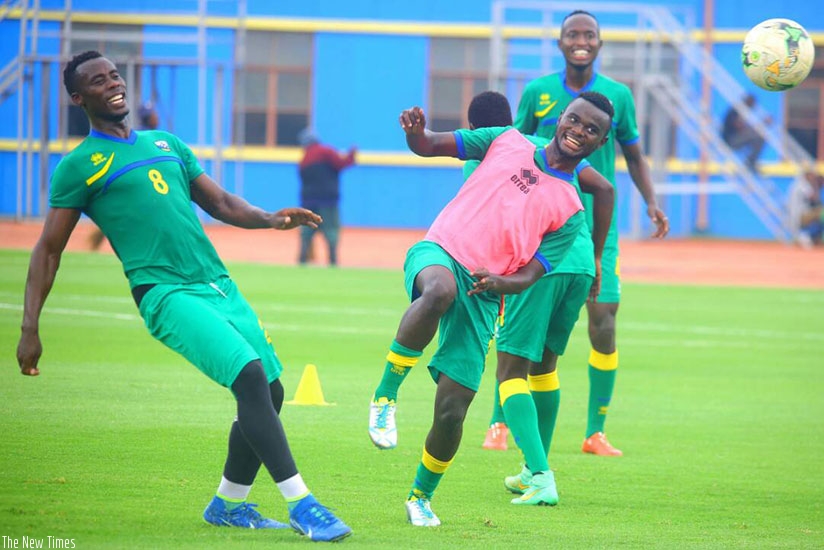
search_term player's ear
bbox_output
[70,92,83,107]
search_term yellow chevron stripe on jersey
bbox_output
[534,100,558,117]
[86,153,115,186]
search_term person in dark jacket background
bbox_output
[297,129,356,266]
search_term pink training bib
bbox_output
[426,129,583,275]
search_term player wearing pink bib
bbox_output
[368,92,615,526]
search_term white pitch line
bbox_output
[1,302,822,344]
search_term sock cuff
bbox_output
[422,447,453,474]
[528,371,559,392]
[215,492,246,503]
[284,490,311,503]
[499,377,530,406]
[589,348,619,371]
[386,351,420,368]
[390,340,423,358]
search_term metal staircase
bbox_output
[489,1,811,241]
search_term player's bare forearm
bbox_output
[400,106,458,157]
[623,143,669,237]
[190,174,274,229]
[468,260,545,296]
[18,207,79,376]
[579,167,614,261]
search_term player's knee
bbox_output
[420,281,457,316]
[434,394,470,429]
[231,360,268,399]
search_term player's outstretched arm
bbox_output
[622,142,669,238]
[17,207,81,376]
[467,259,547,296]
[578,166,615,301]
[190,173,321,230]
[400,106,459,158]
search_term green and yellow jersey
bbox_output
[514,71,639,233]
[50,129,227,288]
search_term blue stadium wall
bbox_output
[1,0,822,240]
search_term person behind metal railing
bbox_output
[721,93,772,175]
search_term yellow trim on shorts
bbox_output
[528,372,559,392]
[386,351,420,368]
[589,349,619,371]
[422,448,453,474]
[499,378,530,406]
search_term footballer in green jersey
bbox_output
[16,51,352,541]
[513,10,669,457]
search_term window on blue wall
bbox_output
[63,23,144,137]
[598,40,680,157]
[429,38,491,132]
[234,31,312,147]
[786,46,824,161]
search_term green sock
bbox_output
[532,390,560,457]
[500,379,548,473]
[529,372,560,456]
[587,349,618,437]
[374,340,421,401]
[409,448,451,499]
[489,381,506,425]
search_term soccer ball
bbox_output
[741,18,815,91]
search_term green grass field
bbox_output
[1,249,823,549]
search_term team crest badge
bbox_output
[154,140,171,152]
[90,152,107,166]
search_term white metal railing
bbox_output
[490,0,808,241]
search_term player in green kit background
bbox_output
[507,10,670,457]
[15,51,351,542]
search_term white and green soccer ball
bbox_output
[741,18,815,91]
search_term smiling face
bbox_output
[70,57,129,123]
[558,13,602,69]
[553,97,610,160]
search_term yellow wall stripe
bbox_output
[589,349,619,371]
[8,9,824,44]
[528,371,559,392]
[386,350,419,368]
[499,377,529,405]
[421,447,452,474]
[2,140,812,176]
[84,153,114,185]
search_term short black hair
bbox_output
[468,91,513,129]
[577,91,614,122]
[63,50,103,95]
[561,9,599,34]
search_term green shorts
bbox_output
[497,273,592,362]
[596,230,620,303]
[404,241,499,392]
[138,276,282,388]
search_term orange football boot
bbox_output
[582,432,623,456]
[482,422,509,451]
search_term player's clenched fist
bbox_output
[399,107,426,134]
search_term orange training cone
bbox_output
[285,364,333,406]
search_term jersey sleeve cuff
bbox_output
[534,253,552,274]
[454,130,467,160]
